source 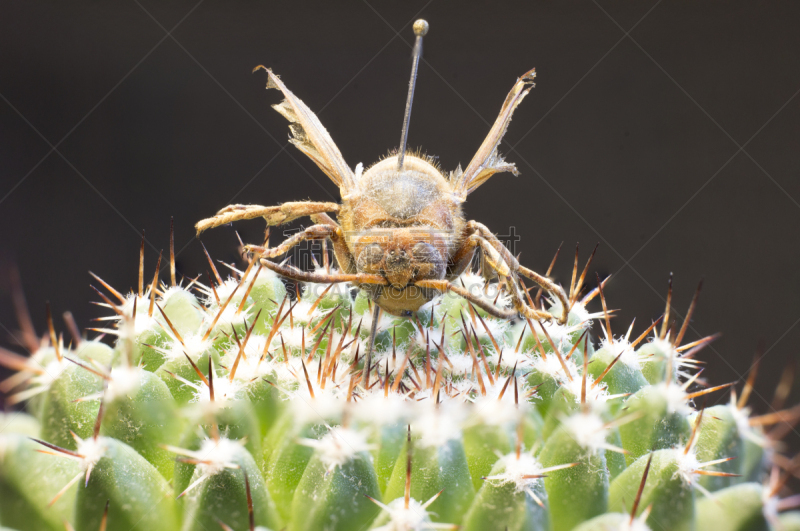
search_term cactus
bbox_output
[2,235,800,531]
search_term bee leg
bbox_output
[465,221,569,325]
[241,211,356,275]
[256,257,387,286]
[195,201,340,235]
[446,235,476,278]
[310,213,357,274]
[501,272,558,322]
[414,279,518,320]
[244,224,338,260]
[470,234,563,324]
[516,265,570,322]
[243,221,364,286]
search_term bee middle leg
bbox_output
[243,224,379,286]
[245,224,340,260]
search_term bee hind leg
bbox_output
[413,279,518,320]
[257,257,386,286]
[461,221,569,324]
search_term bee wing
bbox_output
[453,68,536,199]
[257,66,355,192]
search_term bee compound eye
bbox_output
[412,242,437,262]
[360,243,385,265]
[412,242,444,278]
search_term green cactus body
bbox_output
[367,421,408,496]
[462,423,513,491]
[572,512,646,531]
[180,438,281,531]
[39,363,104,450]
[72,340,114,367]
[384,417,475,525]
[618,383,692,464]
[209,400,263,467]
[780,512,800,531]
[696,482,770,531]
[0,431,80,531]
[118,297,171,371]
[244,378,285,438]
[525,368,562,415]
[539,422,609,531]
[588,342,649,398]
[462,452,550,531]
[160,288,206,336]
[157,345,219,405]
[2,236,796,531]
[240,269,286,336]
[290,428,381,531]
[261,405,332,522]
[609,449,695,531]
[99,367,182,479]
[172,428,206,502]
[637,337,685,386]
[743,435,767,482]
[689,404,744,491]
[74,437,178,531]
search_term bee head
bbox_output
[354,228,446,289]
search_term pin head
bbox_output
[413,19,429,37]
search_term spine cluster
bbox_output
[1,234,798,531]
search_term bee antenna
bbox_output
[397,19,429,170]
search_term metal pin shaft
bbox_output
[397,19,429,170]
[361,304,381,388]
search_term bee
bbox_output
[196,20,568,354]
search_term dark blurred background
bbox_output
[1,1,799,447]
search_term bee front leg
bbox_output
[195,201,340,235]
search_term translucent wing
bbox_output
[256,66,355,192]
[453,68,536,199]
